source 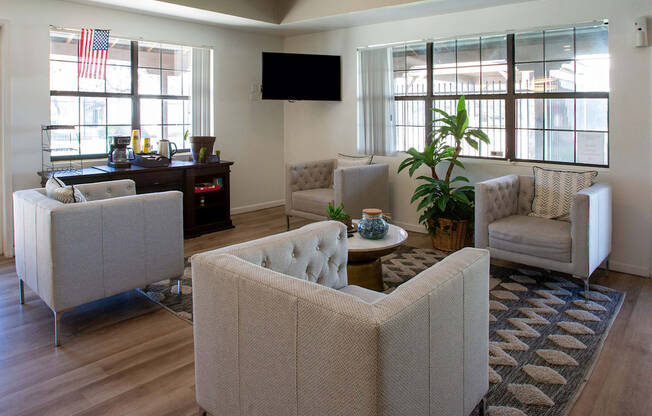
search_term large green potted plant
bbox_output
[398,96,489,251]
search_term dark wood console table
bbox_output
[40,160,234,238]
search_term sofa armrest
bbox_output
[333,163,389,217]
[474,174,520,249]
[571,182,612,278]
[373,247,490,415]
[285,160,335,214]
[192,252,379,416]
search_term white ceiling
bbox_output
[68,0,534,35]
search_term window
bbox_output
[391,23,609,166]
[49,30,193,158]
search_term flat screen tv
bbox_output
[262,52,341,101]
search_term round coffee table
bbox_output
[347,221,408,291]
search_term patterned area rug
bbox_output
[140,246,624,416]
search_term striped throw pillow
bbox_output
[45,177,87,204]
[529,167,597,221]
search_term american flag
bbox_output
[79,29,110,79]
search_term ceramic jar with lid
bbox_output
[357,208,389,240]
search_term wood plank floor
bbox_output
[0,206,650,416]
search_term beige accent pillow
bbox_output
[336,153,373,169]
[45,177,87,204]
[529,167,597,221]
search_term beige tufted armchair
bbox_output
[475,174,612,294]
[285,159,389,228]
[192,221,489,416]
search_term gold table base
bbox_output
[346,259,383,292]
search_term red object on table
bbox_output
[194,184,222,193]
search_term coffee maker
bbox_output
[107,136,134,168]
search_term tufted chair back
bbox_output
[207,221,348,289]
[476,174,519,226]
[75,179,137,201]
[517,175,535,214]
[287,159,335,192]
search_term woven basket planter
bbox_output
[429,218,469,252]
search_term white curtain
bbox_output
[192,47,212,136]
[357,47,396,156]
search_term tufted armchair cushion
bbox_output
[75,179,137,201]
[288,159,335,193]
[517,175,535,214]
[205,221,348,289]
[474,174,519,248]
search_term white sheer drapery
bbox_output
[357,47,395,156]
[192,47,212,136]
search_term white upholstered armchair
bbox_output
[13,179,184,346]
[192,221,489,416]
[285,159,389,227]
[475,174,611,292]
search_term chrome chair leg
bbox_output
[54,310,62,347]
[19,280,25,305]
[584,277,590,305]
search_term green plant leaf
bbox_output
[468,129,491,144]
[417,195,435,211]
[465,137,479,150]
[451,191,470,204]
[450,176,469,183]
[437,195,450,212]
[455,185,475,192]
[457,95,466,114]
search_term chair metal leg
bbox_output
[478,396,488,416]
[286,215,290,230]
[54,310,62,347]
[19,280,25,305]
[584,277,590,305]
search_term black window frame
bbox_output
[393,26,609,168]
[49,33,192,161]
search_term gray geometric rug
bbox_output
[140,245,624,416]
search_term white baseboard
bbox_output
[231,199,284,215]
[608,260,650,278]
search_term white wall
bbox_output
[0,0,285,256]
[283,0,652,277]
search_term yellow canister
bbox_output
[143,137,151,153]
[131,130,140,153]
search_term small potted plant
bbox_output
[398,96,489,251]
[327,203,355,233]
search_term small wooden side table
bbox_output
[347,221,408,291]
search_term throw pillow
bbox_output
[529,166,597,221]
[45,177,87,204]
[336,153,373,169]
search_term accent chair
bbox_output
[13,179,184,346]
[192,221,489,416]
[475,174,612,293]
[285,159,389,227]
